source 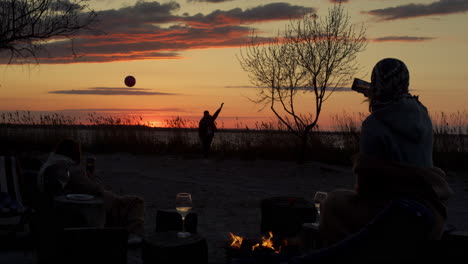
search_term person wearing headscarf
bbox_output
[362,58,433,167]
[317,58,453,246]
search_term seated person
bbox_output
[318,58,453,246]
[232,59,454,264]
[37,138,145,244]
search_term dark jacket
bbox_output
[354,154,453,222]
[199,108,222,138]
[360,95,433,167]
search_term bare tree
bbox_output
[239,2,367,162]
[0,0,96,63]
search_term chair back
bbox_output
[0,156,23,207]
[18,157,43,210]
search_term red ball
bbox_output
[124,75,136,87]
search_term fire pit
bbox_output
[225,232,300,264]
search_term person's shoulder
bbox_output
[361,113,377,127]
[361,113,388,135]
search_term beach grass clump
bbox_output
[431,111,468,169]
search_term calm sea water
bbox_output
[1,126,467,152]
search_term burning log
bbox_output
[252,231,278,252]
[261,197,317,237]
[225,232,299,264]
[229,233,244,249]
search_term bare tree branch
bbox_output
[239,2,367,162]
[0,0,96,64]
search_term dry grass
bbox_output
[1,110,467,169]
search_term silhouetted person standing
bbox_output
[199,103,224,158]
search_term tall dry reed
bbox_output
[1,111,466,168]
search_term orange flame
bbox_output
[229,231,285,253]
[252,231,276,251]
[229,232,244,249]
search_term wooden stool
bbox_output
[54,195,106,228]
[261,197,316,237]
[155,209,197,233]
[142,231,208,264]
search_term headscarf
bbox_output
[369,58,411,111]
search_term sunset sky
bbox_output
[0,0,467,129]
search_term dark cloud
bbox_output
[225,85,352,91]
[59,108,186,112]
[187,0,234,3]
[364,0,468,21]
[329,0,350,3]
[186,3,314,27]
[92,1,181,33]
[49,0,82,11]
[49,87,175,96]
[225,85,261,88]
[0,1,315,64]
[372,36,436,42]
[329,87,352,92]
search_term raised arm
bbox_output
[212,102,224,120]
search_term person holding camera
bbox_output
[317,58,453,246]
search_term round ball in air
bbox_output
[124,76,136,87]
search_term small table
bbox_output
[261,197,317,237]
[54,194,106,228]
[142,231,208,264]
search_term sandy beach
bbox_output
[92,153,468,264]
[1,153,467,264]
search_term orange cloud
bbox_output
[49,87,176,96]
[372,36,436,42]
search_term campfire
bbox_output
[229,232,287,253]
[251,231,285,253]
[226,231,297,263]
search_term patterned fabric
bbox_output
[370,58,410,111]
[318,155,452,247]
[0,192,24,216]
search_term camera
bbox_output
[351,78,371,97]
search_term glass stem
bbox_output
[182,216,186,233]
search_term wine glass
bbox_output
[175,193,192,238]
[313,191,328,224]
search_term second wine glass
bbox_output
[175,193,192,238]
